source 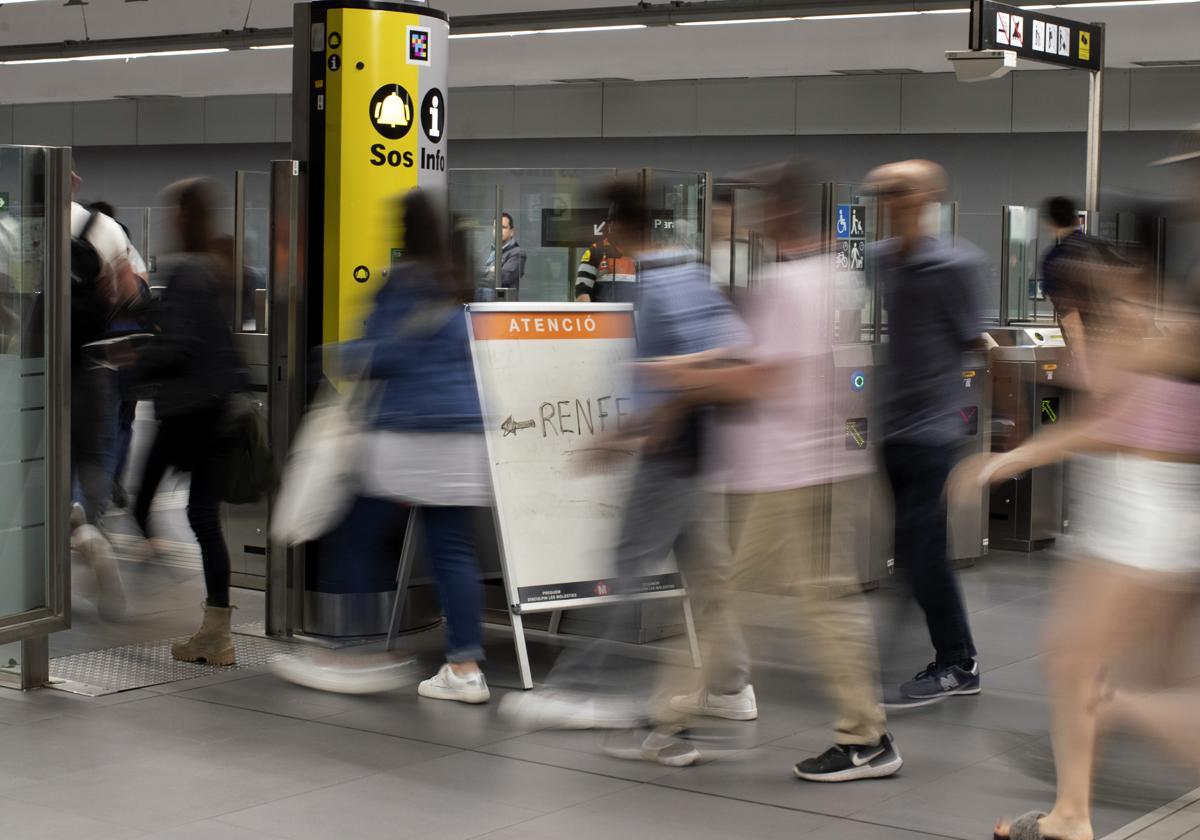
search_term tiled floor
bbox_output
[4,549,1198,840]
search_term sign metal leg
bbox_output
[681,597,702,669]
[386,507,421,652]
[510,611,534,689]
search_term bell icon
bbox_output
[374,89,409,128]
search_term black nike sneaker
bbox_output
[793,733,903,782]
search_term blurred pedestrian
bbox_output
[501,179,752,767]
[866,159,987,705]
[70,172,141,620]
[274,191,493,703]
[648,161,900,781]
[129,178,247,664]
[976,138,1200,840]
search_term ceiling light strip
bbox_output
[0,48,229,65]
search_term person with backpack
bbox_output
[124,178,248,664]
[70,172,140,620]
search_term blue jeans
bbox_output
[328,498,485,663]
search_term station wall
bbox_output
[52,66,1200,312]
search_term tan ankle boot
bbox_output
[172,603,236,666]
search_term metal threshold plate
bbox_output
[47,623,297,697]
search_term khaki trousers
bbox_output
[727,483,888,746]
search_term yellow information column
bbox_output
[290,1,449,639]
[294,1,449,345]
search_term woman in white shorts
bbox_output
[954,330,1200,840]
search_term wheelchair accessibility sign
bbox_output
[835,204,866,240]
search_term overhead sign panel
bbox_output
[971,0,1102,72]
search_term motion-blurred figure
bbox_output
[648,161,900,782]
[502,179,752,765]
[70,172,142,620]
[976,135,1200,840]
[575,208,638,303]
[129,178,247,663]
[274,191,493,703]
[866,160,987,705]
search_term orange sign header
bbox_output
[471,311,635,341]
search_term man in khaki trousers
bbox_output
[651,161,899,782]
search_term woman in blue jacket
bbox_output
[278,191,491,702]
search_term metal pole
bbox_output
[1084,23,1105,227]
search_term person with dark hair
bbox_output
[501,178,751,766]
[128,178,247,664]
[480,211,526,299]
[274,190,491,702]
[575,203,638,303]
[85,200,150,511]
[1040,195,1087,304]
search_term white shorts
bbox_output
[1069,453,1200,574]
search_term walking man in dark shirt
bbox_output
[867,159,987,705]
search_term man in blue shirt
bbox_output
[867,160,987,705]
[502,180,753,765]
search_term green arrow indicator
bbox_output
[0,192,9,212]
[1041,399,1057,423]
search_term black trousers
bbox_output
[133,409,231,608]
[882,441,977,666]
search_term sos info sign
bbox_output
[467,303,683,611]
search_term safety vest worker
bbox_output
[575,238,638,303]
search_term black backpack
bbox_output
[71,210,112,356]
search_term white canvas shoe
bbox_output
[418,664,490,704]
[669,685,758,721]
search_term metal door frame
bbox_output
[0,146,73,689]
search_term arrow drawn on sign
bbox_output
[501,415,536,436]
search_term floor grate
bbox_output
[47,623,296,697]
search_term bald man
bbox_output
[866,160,986,706]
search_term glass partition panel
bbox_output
[0,144,70,663]
[450,168,619,303]
[1002,205,1054,325]
[646,169,706,255]
[235,171,271,332]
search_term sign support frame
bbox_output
[464,301,701,690]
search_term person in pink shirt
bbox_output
[649,160,899,783]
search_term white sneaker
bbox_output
[273,653,419,695]
[669,685,758,721]
[418,664,490,704]
[499,691,644,730]
[74,525,127,621]
[603,727,701,767]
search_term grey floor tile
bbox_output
[386,750,634,813]
[64,693,303,744]
[174,672,364,721]
[798,818,952,840]
[316,686,536,749]
[1,731,402,834]
[217,770,541,840]
[652,743,917,818]
[471,784,833,840]
[0,795,147,840]
[890,688,1049,738]
[983,655,1048,696]
[0,706,196,784]
[140,820,289,840]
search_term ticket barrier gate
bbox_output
[949,350,992,563]
[831,344,893,589]
[986,327,1071,552]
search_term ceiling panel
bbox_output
[0,2,1195,102]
